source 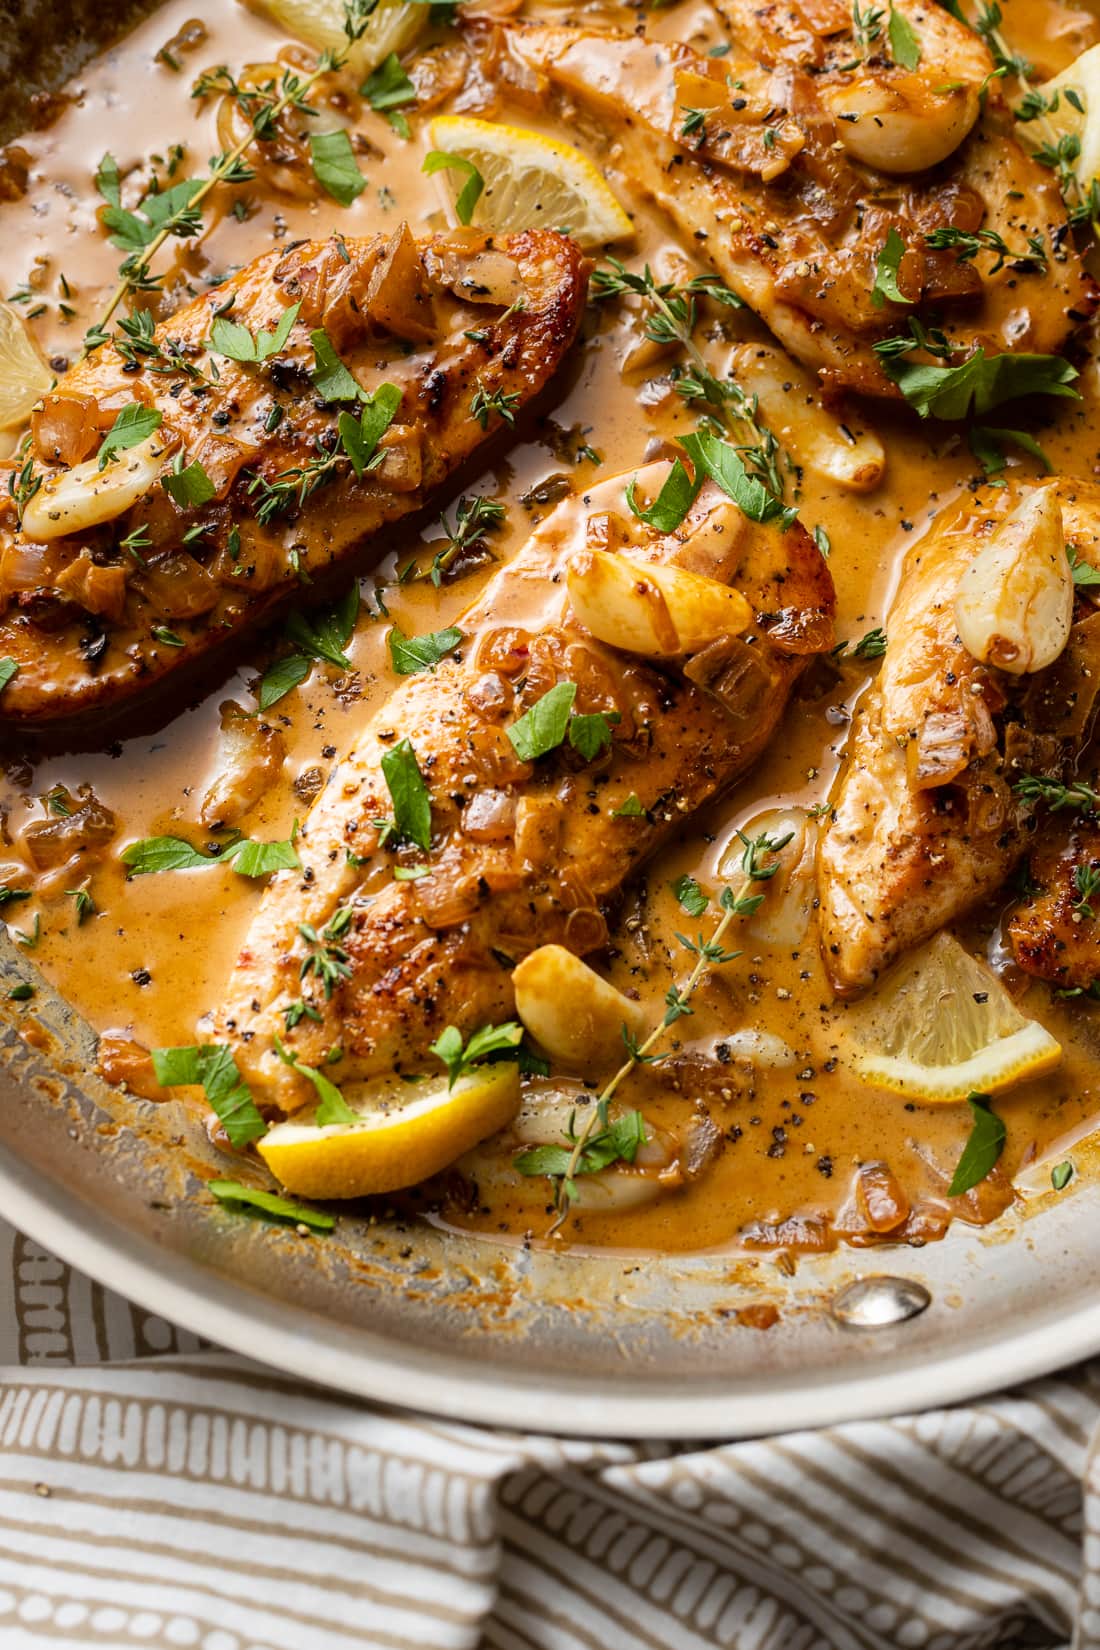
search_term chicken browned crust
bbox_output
[1006,816,1100,992]
[817,481,1100,992]
[0,226,588,727]
[499,21,1094,397]
[207,469,836,1113]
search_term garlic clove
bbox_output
[566,548,751,659]
[21,432,176,543]
[726,343,885,492]
[954,488,1073,676]
[512,943,646,1076]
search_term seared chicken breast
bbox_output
[817,482,1100,991]
[0,226,587,726]
[500,20,1093,396]
[208,467,835,1113]
[1007,815,1100,991]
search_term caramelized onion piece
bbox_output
[31,392,100,467]
[201,701,287,829]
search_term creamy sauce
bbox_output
[2,0,1100,1254]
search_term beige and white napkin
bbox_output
[0,1218,1092,1650]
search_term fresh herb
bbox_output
[429,1021,523,1089]
[95,152,121,208]
[969,425,1052,477]
[387,624,462,675]
[309,129,366,206]
[877,345,1079,420]
[1051,1160,1074,1191]
[97,403,163,468]
[1014,774,1100,813]
[851,0,885,55]
[470,381,521,429]
[338,381,402,476]
[1072,863,1100,919]
[310,327,364,402]
[66,887,96,924]
[871,227,911,309]
[672,874,710,917]
[403,494,506,585]
[0,659,18,694]
[273,1032,357,1124]
[121,832,300,877]
[152,1044,267,1146]
[162,456,216,509]
[422,150,484,223]
[514,1102,647,1194]
[258,653,312,710]
[0,886,30,908]
[208,1179,335,1230]
[888,5,922,67]
[152,626,186,647]
[947,1092,1005,1196]
[680,106,708,143]
[8,983,33,1002]
[1070,547,1100,588]
[626,459,700,532]
[210,300,299,363]
[569,710,620,761]
[362,53,416,137]
[298,908,354,1000]
[612,793,647,819]
[284,583,359,671]
[680,429,798,527]
[507,681,577,762]
[248,441,344,523]
[834,627,888,660]
[380,737,432,851]
[924,225,1046,275]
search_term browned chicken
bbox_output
[207,465,836,1113]
[499,18,1093,396]
[1006,816,1100,991]
[817,480,1100,991]
[0,226,587,727]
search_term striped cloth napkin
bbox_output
[0,1216,1094,1650]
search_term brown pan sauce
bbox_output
[1,0,1099,1255]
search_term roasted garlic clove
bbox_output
[21,432,174,542]
[512,943,646,1075]
[566,548,751,658]
[954,488,1073,676]
[726,344,885,492]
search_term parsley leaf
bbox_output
[1069,547,1100,588]
[161,458,216,509]
[0,659,18,694]
[122,832,300,878]
[625,460,700,532]
[210,300,299,364]
[671,874,709,917]
[273,1033,357,1125]
[388,624,462,675]
[1051,1160,1074,1191]
[258,653,312,710]
[679,430,797,526]
[880,346,1079,419]
[514,1103,647,1186]
[338,381,402,477]
[221,832,301,878]
[507,681,577,762]
[310,327,364,402]
[612,793,647,819]
[568,709,620,761]
[888,5,922,68]
[152,1044,267,1147]
[947,1093,1006,1196]
[362,53,416,136]
[871,226,911,309]
[285,583,359,670]
[969,425,1053,476]
[309,129,366,206]
[380,737,432,851]
[97,404,163,468]
[208,1179,334,1230]
[429,1021,523,1089]
[95,151,121,208]
[422,150,484,224]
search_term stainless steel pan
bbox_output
[2,2,1099,1439]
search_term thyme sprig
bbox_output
[592,258,788,501]
[86,0,379,350]
[535,826,793,1231]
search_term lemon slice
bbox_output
[843,932,1062,1103]
[245,0,425,77]
[257,1063,521,1199]
[1029,44,1100,198]
[0,300,51,432]
[427,115,634,249]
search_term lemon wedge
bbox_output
[843,932,1062,1103]
[257,1063,521,1199]
[245,0,424,77]
[0,300,51,432]
[1028,44,1100,201]
[427,115,634,249]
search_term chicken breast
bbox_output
[500,22,1093,396]
[0,226,587,727]
[1006,816,1100,991]
[207,465,836,1113]
[817,481,1100,992]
